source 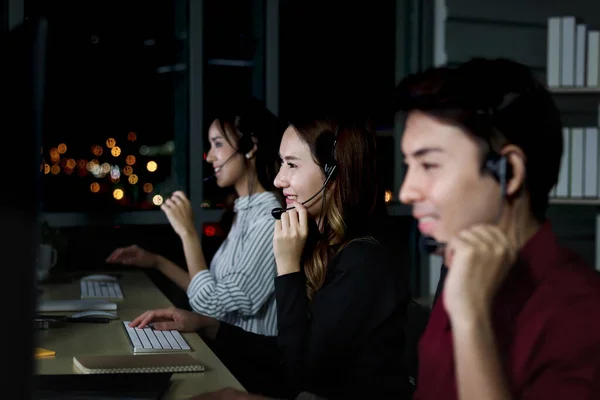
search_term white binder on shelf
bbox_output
[556,127,570,197]
[575,24,587,87]
[587,31,600,87]
[547,17,562,88]
[570,128,584,198]
[584,127,598,198]
[561,16,576,87]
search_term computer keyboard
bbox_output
[80,279,123,301]
[122,321,192,353]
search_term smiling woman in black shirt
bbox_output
[129,116,411,400]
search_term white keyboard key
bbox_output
[162,330,182,350]
[153,330,172,349]
[124,325,144,349]
[80,279,123,301]
[122,321,191,353]
[136,328,153,349]
[144,328,162,349]
[171,329,191,350]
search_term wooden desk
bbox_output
[35,270,245,399]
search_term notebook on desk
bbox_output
[73,353,205,374]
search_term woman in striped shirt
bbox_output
[106,97,285,336]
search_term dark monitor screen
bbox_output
[0,15,46,397]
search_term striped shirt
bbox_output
[187,191,281,336]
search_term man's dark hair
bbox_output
[395,57,563,222]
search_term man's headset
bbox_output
[419,152,513,253]
[204,121,256,182]
[271,129,339,219]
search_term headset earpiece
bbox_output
[324,164,337,179]
[484,152,513,196]
[237,132,255,155]
[322,128,339,180]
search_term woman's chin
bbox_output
[214,176,229,188]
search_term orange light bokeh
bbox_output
[126,155,136,165]
[111,146,121,157]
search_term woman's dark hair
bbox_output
[289,116,382,299]
[210,97,286,234]
[395,58,563,222]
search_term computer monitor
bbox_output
[0,15,47,398]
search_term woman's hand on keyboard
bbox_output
[128,307,219,333]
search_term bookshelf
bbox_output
[550,87,600,94]
[547,76,600,271]
[548,77,599,210]
[545,12,600,268]
[550,198,600,206]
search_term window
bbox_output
[376,134,396,201]
[201,0,266,210]
[38,0,188,213]
[279,2,396,128]
[204,0,255,62]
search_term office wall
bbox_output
[444,0,600,72]
[437,0,600,267]
[279,0,397,128]
[443,0,600,124]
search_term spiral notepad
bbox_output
[73,353,205,374]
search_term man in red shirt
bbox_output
[397,58,600,400]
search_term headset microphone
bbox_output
[271,166,337,219]
[203,152,239,182]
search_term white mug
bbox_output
[36,244,58,281]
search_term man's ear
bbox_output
[245,143,258,160]
[247,136,260,158]
[501,145,526,197]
